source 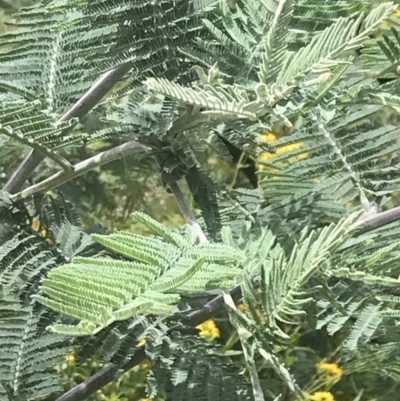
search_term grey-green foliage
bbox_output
[144,1,389,123]
[140,1,400,227]
[258,103,400,220]
[4,0,400,400]
[0,294,70,401]
[34,211,377,343]
[344,341,400,381]
[0,0,216,109]
[0,100,79,157]
[35,208,398,349]
[0,195,94,401]
[316,280,370,334]
[218,212,365,396]
[0,0,218,161]
[0,0,227,235]
[342,302,383,360]
[145,325,254,401]
[204,32,400,233]
[241,213,363,341]
[34,211,244,335]
[181,0,372,84]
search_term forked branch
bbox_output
[3,62,133,194]
[10,141,148,202]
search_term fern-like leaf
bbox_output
[343,302,383,360]
[0,287,71,401]
[34,212,244,335]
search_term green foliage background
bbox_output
[3,1,400,401]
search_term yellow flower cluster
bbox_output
[257,132,308,171]
[64,354,75,364]
[137,338,146,347]
[309,391,335,401]
[236,303,265,322]
[140,360,151,372]
[196,319,220,341]
[316,361,343,383]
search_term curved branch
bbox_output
[3,62,133,194]
[10,109,205,203]
[168,180,209,244]
[55,348,146,401]
[10,141,148,202]
[361,206,400,232]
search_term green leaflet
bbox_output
[34,213,244,335]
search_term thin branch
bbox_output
[169,178,252,395]
[185,284,243,327]
[10,108,205,203]
[360,205,400,232]
[55,348,146,401]
[3,62,133,194]
[10,141,148,202]
[168,180,209,244]
[3,150,49,194]
[0,127,73,171]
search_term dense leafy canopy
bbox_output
[2,1,400,401]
